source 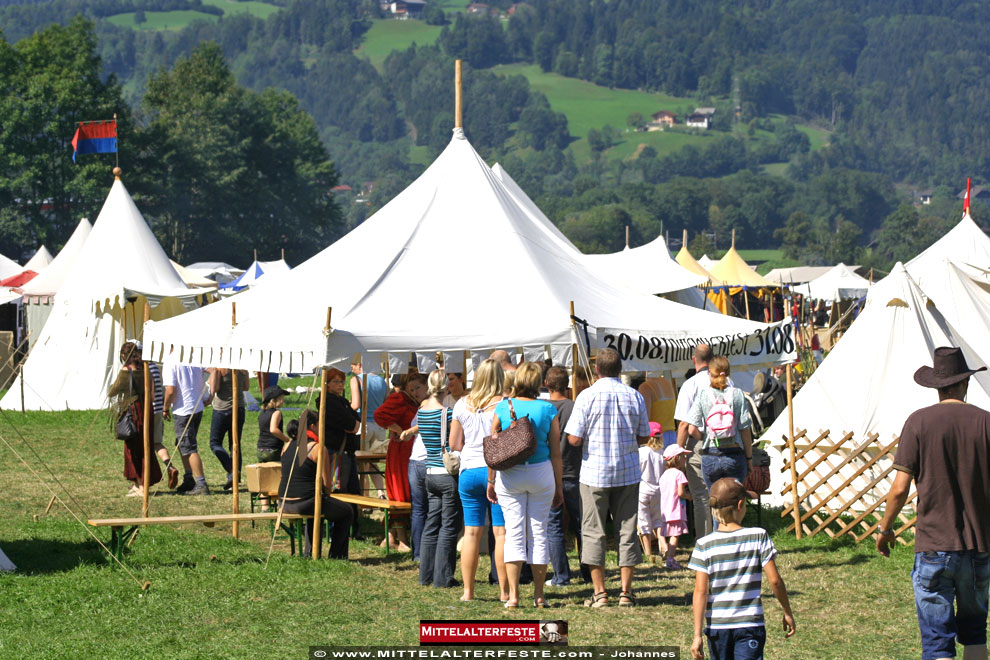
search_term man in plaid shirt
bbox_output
[565,348,651,607]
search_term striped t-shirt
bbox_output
[687,527,777,631]
[148,362,164,415]
[418,407,454,469]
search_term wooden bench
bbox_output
[88,512,313,560]
[330,493,412,556]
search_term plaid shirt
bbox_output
[564,377,651,488]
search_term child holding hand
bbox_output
[658,444,693,569]
[688,477,795,660]
[637,422,667,561]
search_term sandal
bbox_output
[618,591,636,607]
[583,591,609,608]
[534,597,547,608]
[504,600,519,609]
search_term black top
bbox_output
[279,440,317,500]
[258,408,283,452]
[322,393,361,453]
[551,398,581,482]
[894,402,990,552]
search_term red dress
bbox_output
[373,391,419,503]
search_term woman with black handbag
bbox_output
[485,362,563,609]
[108,341,162,497]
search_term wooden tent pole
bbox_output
[312,307,332,559]
[786,363,801,539]
[744,288,751,320]
[130,302,138,341]
[569,301,579,401]
[455,60,463,129]
[141,302,152,518]
[625,225,630,248]
[231,300,242,538]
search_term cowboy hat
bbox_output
[914,347,986,389]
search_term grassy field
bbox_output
[0,394,933,658]
[105,0,279,30]
[355,19,445,70]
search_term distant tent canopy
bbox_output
[0,270,37,288]
[185,262,244,286]
[583,235,708,296]
[0,252,20,281]
[23,246,53,272]
[1,176,199,411]
[217,259,291,294]
[793,263,871,301]
[144,129,784,378]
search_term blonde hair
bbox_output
[427,368,448,398]
[513,362,543,398]
[646,435,664,450]
[711,500,743,525]
[503,370,516,397]
[467,359,504,410]
[709,355,731,390]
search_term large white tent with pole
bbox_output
[1,172,199,411]
[765,263,990,509]
[793,263,871,301]
[906,211,990,286]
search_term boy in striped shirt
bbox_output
[688,478,795,660]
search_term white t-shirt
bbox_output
[674,369,734,428]
[638,445,665,496]
[163,361,207,416]
[408,413,427,462]
[453,396,497,472]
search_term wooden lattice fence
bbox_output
[780,429,916,544]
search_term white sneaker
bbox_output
[126,486,143,497]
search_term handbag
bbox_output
[744,447,771,493]
[440,406,460,476]
[115,373,143,441]
[483,399,537,471]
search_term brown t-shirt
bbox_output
[893,402,990,552]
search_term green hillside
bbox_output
[106,0,278,31]
[355,19,444,70]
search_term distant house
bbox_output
[646,110,675,131]
[694,107,716,117]
[467,2,488,13]
[918,190,933,205]
[388,0,424,18]
[404,0,426,16]
[331,185,353,194]
[958,185,990,205]
[686,113,710,129]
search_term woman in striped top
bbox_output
[401,369,461,588]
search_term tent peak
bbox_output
[452,127,466,141]
[113,167,122,181]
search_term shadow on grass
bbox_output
[2,538,108,574]
[792,554,870,571]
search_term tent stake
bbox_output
[786,363,801,539]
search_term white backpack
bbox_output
[705,389,737,444]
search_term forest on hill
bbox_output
[0,0,985,269]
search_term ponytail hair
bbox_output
[709,355,730,390]
[427,368,448,398]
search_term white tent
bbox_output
[793,263,871,300]
[218,259,291,293]
[1,178,199,411]
[490,163,582,256]
[765,263,990,507]
[913,259,990,355]
[185,262,244,286]
[171,260,218,289]
[764,266,834,286]
[144,130,775,374]
[698,255,716,269]
[21,218,92,299]
[906,212,990,286]
[0,252,20,280]
[583,235,708,295]
[23,246,53,272]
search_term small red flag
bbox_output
[964,177,971,214]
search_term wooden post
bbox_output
[360,373,368,450]
[682,228,688,251]
[281,247,285,261]
[786,364,801,539]
[253,248,258,262]
[232,367,241,538]
[455,60,463,129]
[625,225,630,248]
[312,307,332,559]
[141,302,152,517]
[19,359,25,414]
[731,228,736,249]
[743,289,751,320]
[130,302,138,341]
[569,301,579,401]
[463,350,471,387]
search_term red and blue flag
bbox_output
[71,120,117,162]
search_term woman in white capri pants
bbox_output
[486,362,563,609]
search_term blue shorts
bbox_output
[707,626,765,660]
[458,466,504,527]
[914,550,990,659]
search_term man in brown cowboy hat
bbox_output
[877,346,990,660]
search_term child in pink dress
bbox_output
[658,444,694,569]
[638,422,667,561]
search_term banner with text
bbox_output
[597,318,797,374]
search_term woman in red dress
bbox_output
[374,371,428,551]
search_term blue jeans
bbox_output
[408,460,428,561]
[546,478,590,584]
[706,626,765,660]
[209,408,245,475]
[419,472,462,587]
[701,451,748,490]
[913,550,990,659]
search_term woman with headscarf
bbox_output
[108,341,162,497]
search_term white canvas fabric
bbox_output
[490,163,580,256]
[793,263,871,300]
[23,246,53,272]
[0,252,20,280]
[698,255,716,269]
[906,212,990,284]
[171,260,218,289]
[143,129,767,373]
[20,218,92,298]
[219,259,291,293]
[915,259,990,353]
[1,179,197,411]
[764,266,835,286]
[583,236,708,295]
[765,263,990,506]
[185,262,244,285]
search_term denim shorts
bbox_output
[706,626,765,660]
[458,466,504,527]
[913,550,990,660]
[173,412,202,457]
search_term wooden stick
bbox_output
[130,302,138,341]
[19,358,24,415]
[142,301,152,518]
[44,492,57,515]
[625,225,630,248]
[455,60,463,129]
[569,301,578,401]
[313,367,329,560]
[744,289,751,320]
[360,372,368,451]
[786,364,800,539]
[232,367,241,539]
